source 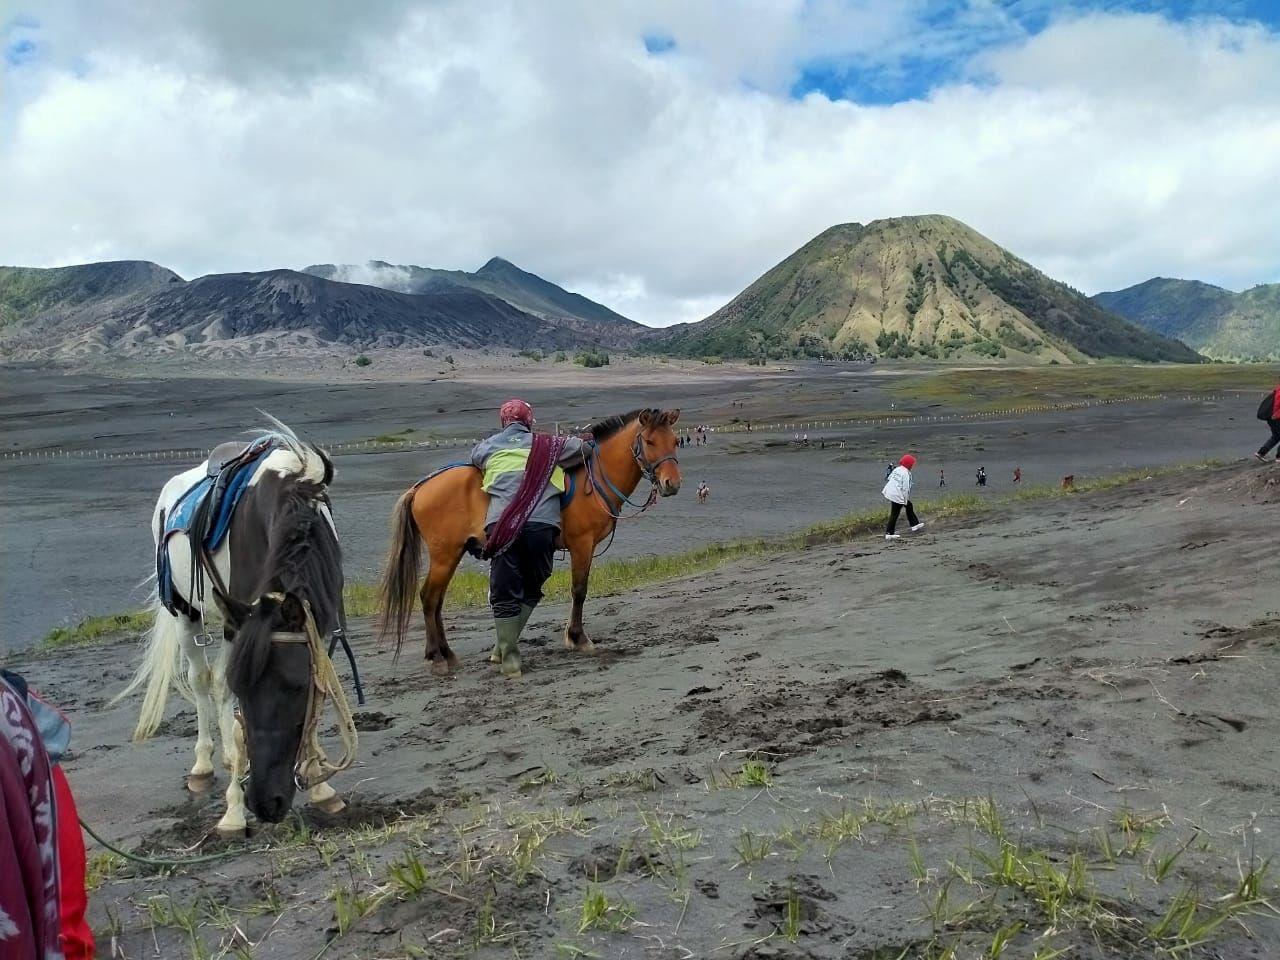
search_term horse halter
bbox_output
[235,593,358,793]
[631,429,679,485]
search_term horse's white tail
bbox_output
[112,599,195,741]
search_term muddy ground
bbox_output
[7,460,1278,959]
[0,363,1267,650]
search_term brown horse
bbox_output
[378,408,683,673]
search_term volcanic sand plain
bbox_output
[4,457,1277,958]
[1,360,1272,650]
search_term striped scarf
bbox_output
[484,432,567,558]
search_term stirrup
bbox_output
[193,631,217,647]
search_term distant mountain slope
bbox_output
[658,215,1201,363]
[0,261,182,331]
[1093,278,1280,361]
[302,256,638,335]
[81,269,597,351]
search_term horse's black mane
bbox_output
[227,472,343,690]
[586,409,646,441]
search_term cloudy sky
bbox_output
[2,1,1278,326]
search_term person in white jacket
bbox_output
[882,454,924,540]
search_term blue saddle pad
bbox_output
[164,441,274,552]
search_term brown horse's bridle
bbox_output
[582,425,678,522]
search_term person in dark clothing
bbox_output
[471,399,585,677]
[1255,384,1280,461]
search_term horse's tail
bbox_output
[377,486,423,657]
[112,597,195,741]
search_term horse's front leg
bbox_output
[216,714,249,835]
[179,631,218,794]
[563,534,595,653]
[307,766,346,815]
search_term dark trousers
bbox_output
[886,501,919,534]
[1260,420,1280,457]
[488,522,557,619]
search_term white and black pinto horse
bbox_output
[116,423,353,834]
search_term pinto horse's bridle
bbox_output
[235,593,358,793]
[582,426,679,523]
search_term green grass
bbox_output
[366,427,417,444]
[38,459,1229,642]
[899,363,1277,411]
[39,610,152,651]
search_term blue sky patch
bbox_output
[780,0,1280,105]
[5,37,37,67]
[644,33,676,55]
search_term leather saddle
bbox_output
[207,440,257,478]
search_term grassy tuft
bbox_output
[40,610,151,651]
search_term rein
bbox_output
[238,594,359,793]
[581,427,677,523]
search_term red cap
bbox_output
[899,454,917,469]
[499,399,534,428]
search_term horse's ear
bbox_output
[638,409,655,427]
[660,408,681,426]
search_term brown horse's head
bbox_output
[637,408,682,497]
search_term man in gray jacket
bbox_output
[471,399,586,677]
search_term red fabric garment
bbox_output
[0,680,61,960]
[899,454,917,469]
[484,432,567,557]
[1272,387,1280,419]
[51,768,93,960]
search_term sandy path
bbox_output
[9,461,1278,958]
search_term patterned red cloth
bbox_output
[484,432,567,557]
[0,677,62,960]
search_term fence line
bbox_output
[0,392,1232,463]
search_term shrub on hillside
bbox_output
[574,350,610,368]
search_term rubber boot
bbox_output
[489,604,534,664]
[492,615,524,678]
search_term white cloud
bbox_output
[1,2,1278,326]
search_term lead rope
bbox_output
[290,597,359,790]
[250,594,359,791]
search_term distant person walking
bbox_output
[1256,383,1280,461]
[939,468,946,488]
[885,462,894,482]
[883,455,924,541]
[1013,466,1022,484]
[976,466,988,487]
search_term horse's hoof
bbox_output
[215,819,247,837]
[446,652,462,671]
[569,637,596,654]
[430,660,450,677]
[311,795,346,815]
[185,772,216,794]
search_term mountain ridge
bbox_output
[302,256,636,333]
[658,215,1201,364]
[1093,277,1280,361]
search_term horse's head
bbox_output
[226,591,313,823]
[637,408,682,497]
